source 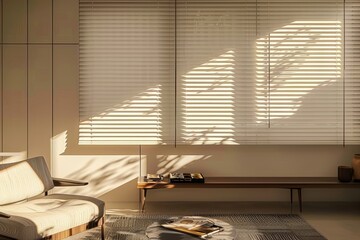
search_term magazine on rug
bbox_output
[161,216,224,239]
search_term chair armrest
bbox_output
[52,177,88,187]
[0,212,10,218]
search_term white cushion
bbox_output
[0,156,54,205]
[0,194,105,240]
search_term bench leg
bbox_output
[297,188,302,213]
[139,189,147,212]
[290,188,293,213]
[290,188,303,213]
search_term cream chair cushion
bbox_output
[0,194,105,240]
[0,156,54,205]
[0,156,105,239]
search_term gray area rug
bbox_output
[66,213,326,240]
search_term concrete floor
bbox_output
[106,201,360,240]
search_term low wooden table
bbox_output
[137,177,360,212]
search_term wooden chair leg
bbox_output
[100,217,105,240]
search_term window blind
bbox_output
[79,0,175,145]
[176,0,344,144]
[345,0,360,144]
[176,0,258,144]
[79,0,360,145]
[255,0,344,144]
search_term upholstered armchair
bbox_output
[0,156,105,240]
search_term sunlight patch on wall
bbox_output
[52,131,68,156]
[51,155,139,197]
[52,132,139,197]
[0,152,27,163]
[157,155,212,175]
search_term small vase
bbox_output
[338,166,353,182]
[352,154,360,181]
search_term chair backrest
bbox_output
[0,156,54,205]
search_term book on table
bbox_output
[169,172,205,183]
[161,216,223,239]
[145,173,163,182]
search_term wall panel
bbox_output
[0,0,2,43]
[28,45,52,162]
[0,47,2,154]
[29,0,52,43]
[52,45,78,155]
[2,45,27,152]
[3,0,27,43]
[53,0,78,43]
[0,0,2,153]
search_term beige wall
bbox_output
[1,0,359,204]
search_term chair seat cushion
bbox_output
[0,194,105,240]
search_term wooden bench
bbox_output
[137,177,360,212]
